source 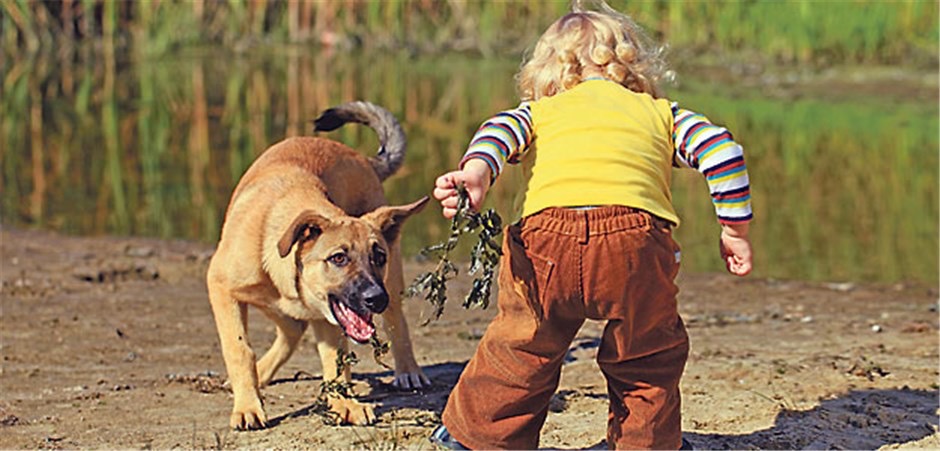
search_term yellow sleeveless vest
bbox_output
[515,79,679,225]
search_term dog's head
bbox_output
[276,197,428,343]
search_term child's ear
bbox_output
[362,197,430,244]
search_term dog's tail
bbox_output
[313,101,406,182]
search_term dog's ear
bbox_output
[362,196,430,244]
[278,211,331,258]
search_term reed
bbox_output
[1,49,936,285]
[671,90,938,284]
[1,1,936,66]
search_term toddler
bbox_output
[430,2,752,449]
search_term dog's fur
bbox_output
[207,102,429,430]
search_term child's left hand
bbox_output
[719,223,752,276]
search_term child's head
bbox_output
[516,0,671,101]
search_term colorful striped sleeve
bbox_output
[672,104,753,224]
[459,103,533,180]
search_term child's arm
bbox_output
[672,106,752,224]
[433,103,533,218]
[458,103,533,180]
[672,105,753,276]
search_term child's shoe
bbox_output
[429,425,469,450]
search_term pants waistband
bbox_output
[519,206,671,244]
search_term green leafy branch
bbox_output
[405,185,502,325]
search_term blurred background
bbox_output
[1,0,937,286]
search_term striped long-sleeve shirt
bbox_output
[671,106,752,224]
[459,102,753,224]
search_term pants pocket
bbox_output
[506,224,555,323]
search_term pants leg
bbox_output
[442,225,582,450]
[599,326,689,450]
[583,217,689,450]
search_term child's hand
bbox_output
[719,223,752,276]
[433,159,492,219]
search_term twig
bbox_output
[406,185,502,324]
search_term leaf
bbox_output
[370,335,392,370]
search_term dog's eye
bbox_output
[327,252,349,267]
[372,249,387,267]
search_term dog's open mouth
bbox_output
[329,296,375,343]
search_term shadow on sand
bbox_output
[268,363,937,450]
[569,388,938,450]
[683,387,938,450]
[263,361,468,428]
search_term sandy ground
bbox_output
[1,226,938,450]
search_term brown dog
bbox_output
[207,102,429,430]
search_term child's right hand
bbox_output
[719,223,753,276]
[433,158,492,219]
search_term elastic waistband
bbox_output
[520,206,671,244]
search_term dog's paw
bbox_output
[327,396,376,425]
[392,370,431,390]
[230,399,268,430]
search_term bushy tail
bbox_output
[313,101,406,182]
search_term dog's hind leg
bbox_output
[383,241,431,390]
[257,309,308,387]
[207,280,267,430]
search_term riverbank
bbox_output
[1,227,937,449]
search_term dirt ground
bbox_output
[1,226,937,450]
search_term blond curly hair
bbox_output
[516,0,671,101]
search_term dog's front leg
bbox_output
[257,310,308,387]
[384,243,431,390]
[311,320,376,425]
[382,294,431,389]
[208,283,267,430]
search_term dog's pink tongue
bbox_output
[333,301,375,343]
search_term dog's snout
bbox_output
[362,283,389,313]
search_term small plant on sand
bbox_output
[312,336,390,425]
[405,185,503,324]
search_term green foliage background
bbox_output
[2,0,937,66]
[2,1,937,285]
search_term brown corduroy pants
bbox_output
[442,206,690,450]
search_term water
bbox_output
[2,48,937,286]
